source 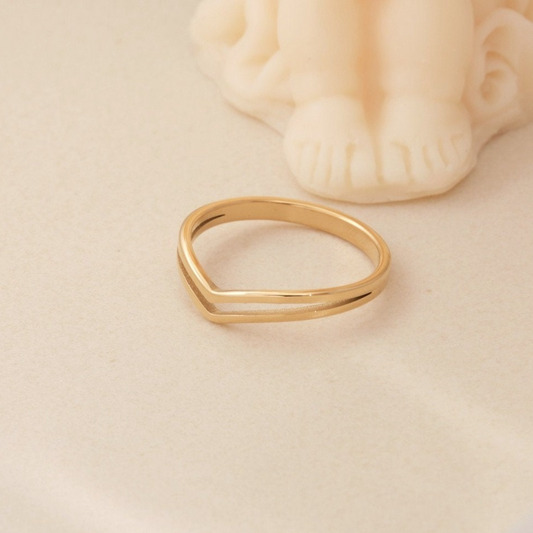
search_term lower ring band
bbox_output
[177,197,391,324]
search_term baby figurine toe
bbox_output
[378,96,475,199]
[284,96,379,201]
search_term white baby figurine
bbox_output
[191,0,533,203]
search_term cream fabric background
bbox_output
[1,2,532,532]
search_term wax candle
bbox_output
[192,0,533,203]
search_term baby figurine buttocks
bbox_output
[191,0,533,203]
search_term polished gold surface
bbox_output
[178,197,391,323]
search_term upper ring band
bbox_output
[178,197,391,324]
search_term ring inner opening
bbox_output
[193,220,376,292]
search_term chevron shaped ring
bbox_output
[177,197,391,324]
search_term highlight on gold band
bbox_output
[177,197,391,324]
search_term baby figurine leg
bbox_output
[378,0,475,193]
[278,0,377,198]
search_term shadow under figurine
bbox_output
[191,0,533,203]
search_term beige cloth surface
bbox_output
[1,2,532,532]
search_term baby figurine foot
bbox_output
[378,96,475,200]
[284,96,378,201]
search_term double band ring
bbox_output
[178,197,391,324]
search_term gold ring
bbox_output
[178,197,391,324]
